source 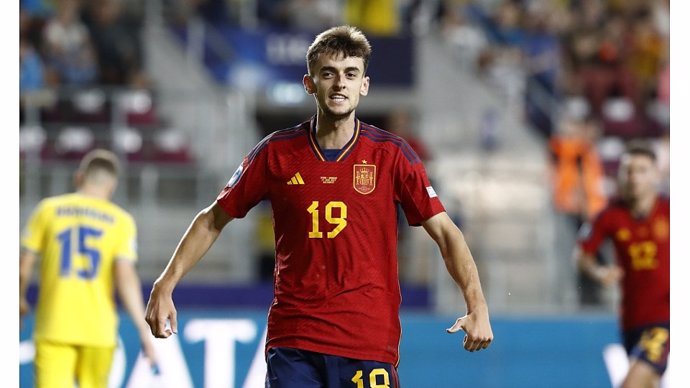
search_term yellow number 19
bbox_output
[307,201,347,238]
[352,368,390,388]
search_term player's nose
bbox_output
[333,74,346,89]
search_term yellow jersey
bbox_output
[21,193,138,347]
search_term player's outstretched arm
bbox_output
[422,212,493,352]
[19,249,37,326]
[115,260,158,368]
[574,247,622,287]
[145,201,233,338]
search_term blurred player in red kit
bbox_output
[144,25,493,387]
[575,143,669,388]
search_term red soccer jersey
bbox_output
[216,118,445,365]
[578,196,670,331]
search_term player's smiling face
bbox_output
[304,53,370,120]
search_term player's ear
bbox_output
[73,172,83,189]
[106,178,118,199]
[303,74,316,95]
[360,75,370,96]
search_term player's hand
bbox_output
[20,297,30,317]
[20,297,30,329]
[145,282,178,338]
[139,330,159,371]
[596,265,623,287]
[446,308,493,352]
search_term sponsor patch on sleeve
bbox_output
[426,186,437,198]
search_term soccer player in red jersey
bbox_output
[145,25,493,387]
[575,143,669,388]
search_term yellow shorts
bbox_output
[34,340,115,388]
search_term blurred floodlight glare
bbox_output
[269,83,306,105]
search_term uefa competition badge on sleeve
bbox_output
[226,163,244,188]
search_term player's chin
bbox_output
[324,107,355,120]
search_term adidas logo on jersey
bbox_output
[286,172,305,185]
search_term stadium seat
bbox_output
[113,126,145,162]
[601,97,644,139]
[560,95,590,121]
[151,128,193,163]
[118,89,158,126]
[596,136,625,177]
[52,126,96,161]
[71,88,110,124]
[19,125,47,159]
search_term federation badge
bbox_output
[653,218,669,240]
[616,228,631,242]
[353,163,376,195]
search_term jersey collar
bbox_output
[307,117,361,162]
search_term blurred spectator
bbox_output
[345,0,400,36]
[258,0,342,30]
[468,1,527,111]
[626,8,666,101]
[188,0,232,26]
[20,39,46,93]
[439,2,489,71]
[482,0,525,47]
[650,0,670,40]
[577,12,640,120]
[42,0,98,86]
[82,0,145,86]
[20,7,47,51]
[521,3,562,138]
[549,114,608,305]
[549,115,607,224]
[21,0,55,18]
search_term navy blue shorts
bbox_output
[623,323,670,375]
[265,347,401,388]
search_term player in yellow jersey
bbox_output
[20,149,156,388]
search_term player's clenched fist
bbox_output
[145,283,178,338]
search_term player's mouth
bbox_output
[329,94,348,102]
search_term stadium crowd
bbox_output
[20,0,146,91]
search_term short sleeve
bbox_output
[114,214,138,263]
[395,154,445,226]
[216,138,271,218]
[21,200,50,253]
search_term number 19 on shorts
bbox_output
[352,369,390,388]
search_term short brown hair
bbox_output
[306,25,372,75]
[623,140,657,162]
[77,149,121,179]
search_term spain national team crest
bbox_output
[353,162,376,195]
[653,217,669,240]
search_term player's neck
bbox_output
[77,185,112,201]
[314,113,356,149]
[630,193,657,217]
